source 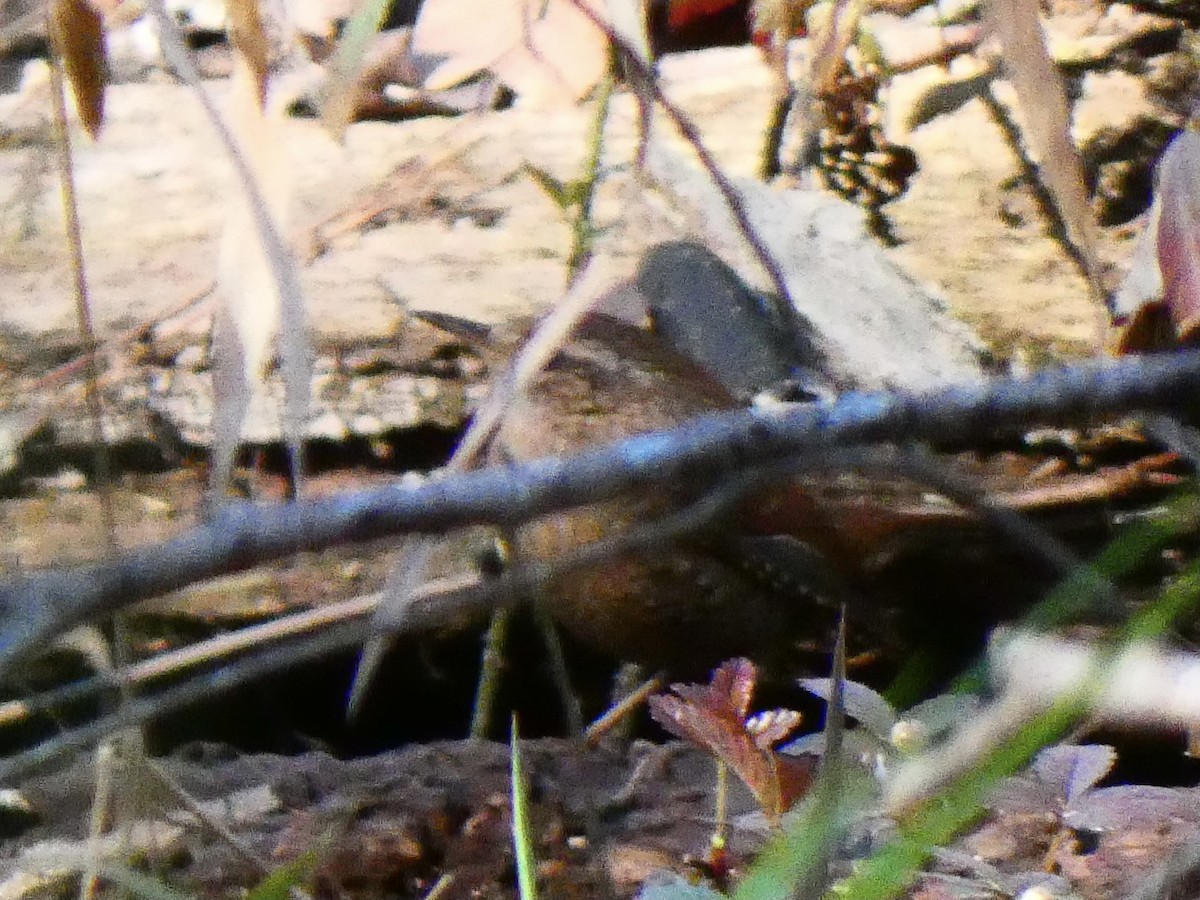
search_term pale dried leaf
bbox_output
[1033,744,1116,805]
[798,677,895,740]
[1064,784,1200,831]
[901,692,980,743]
[1112,198,1163,323]
[779,728,881,760]
[220,56,291,381]
[983,770,1060,816]
[987,0,1107,306]
[411,0,608,103]
[48,0,107,138]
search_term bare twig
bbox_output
[584,672,664,745]
[0,443,1128,738]
[0,620,368,783]
[46,31,116,550]
[3,349,1200,676]
[0,472,766,778]
[0,590,385,730]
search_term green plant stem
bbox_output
[511,716,538,900]
[47,39,146,900]
[565,71,614,280]
[735,770,876,900]
[471,608,512,739]
[836,696,1083,900]
[713,758,729,852]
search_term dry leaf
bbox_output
[798,677,896,740]
[220,49,291,379]
[1033,744,1116,806]
[987,0,1107,308]
[1111,129,1200,352]
[48,0,107,138]
[227,0,273,107]
[649,659,812,821]
[1111,198,1166,353]
[411,0,609,104]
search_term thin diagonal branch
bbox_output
[1,348,1199,676]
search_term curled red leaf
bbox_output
[649,659,813,821]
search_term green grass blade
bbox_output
[737,613,869,900]
[833,544,1200,900]
[511,714,538,900]
[831,696,1083,900]
[734,770,876,900]
[245,848,321,900]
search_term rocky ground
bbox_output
[0,2,1198,899]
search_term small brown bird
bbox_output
[412,244,1170,674]
[484,310,855,670]
[415,242,916,672]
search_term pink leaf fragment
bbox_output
[1155,128,1200,343]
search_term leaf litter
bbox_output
[1,0,1200,898]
